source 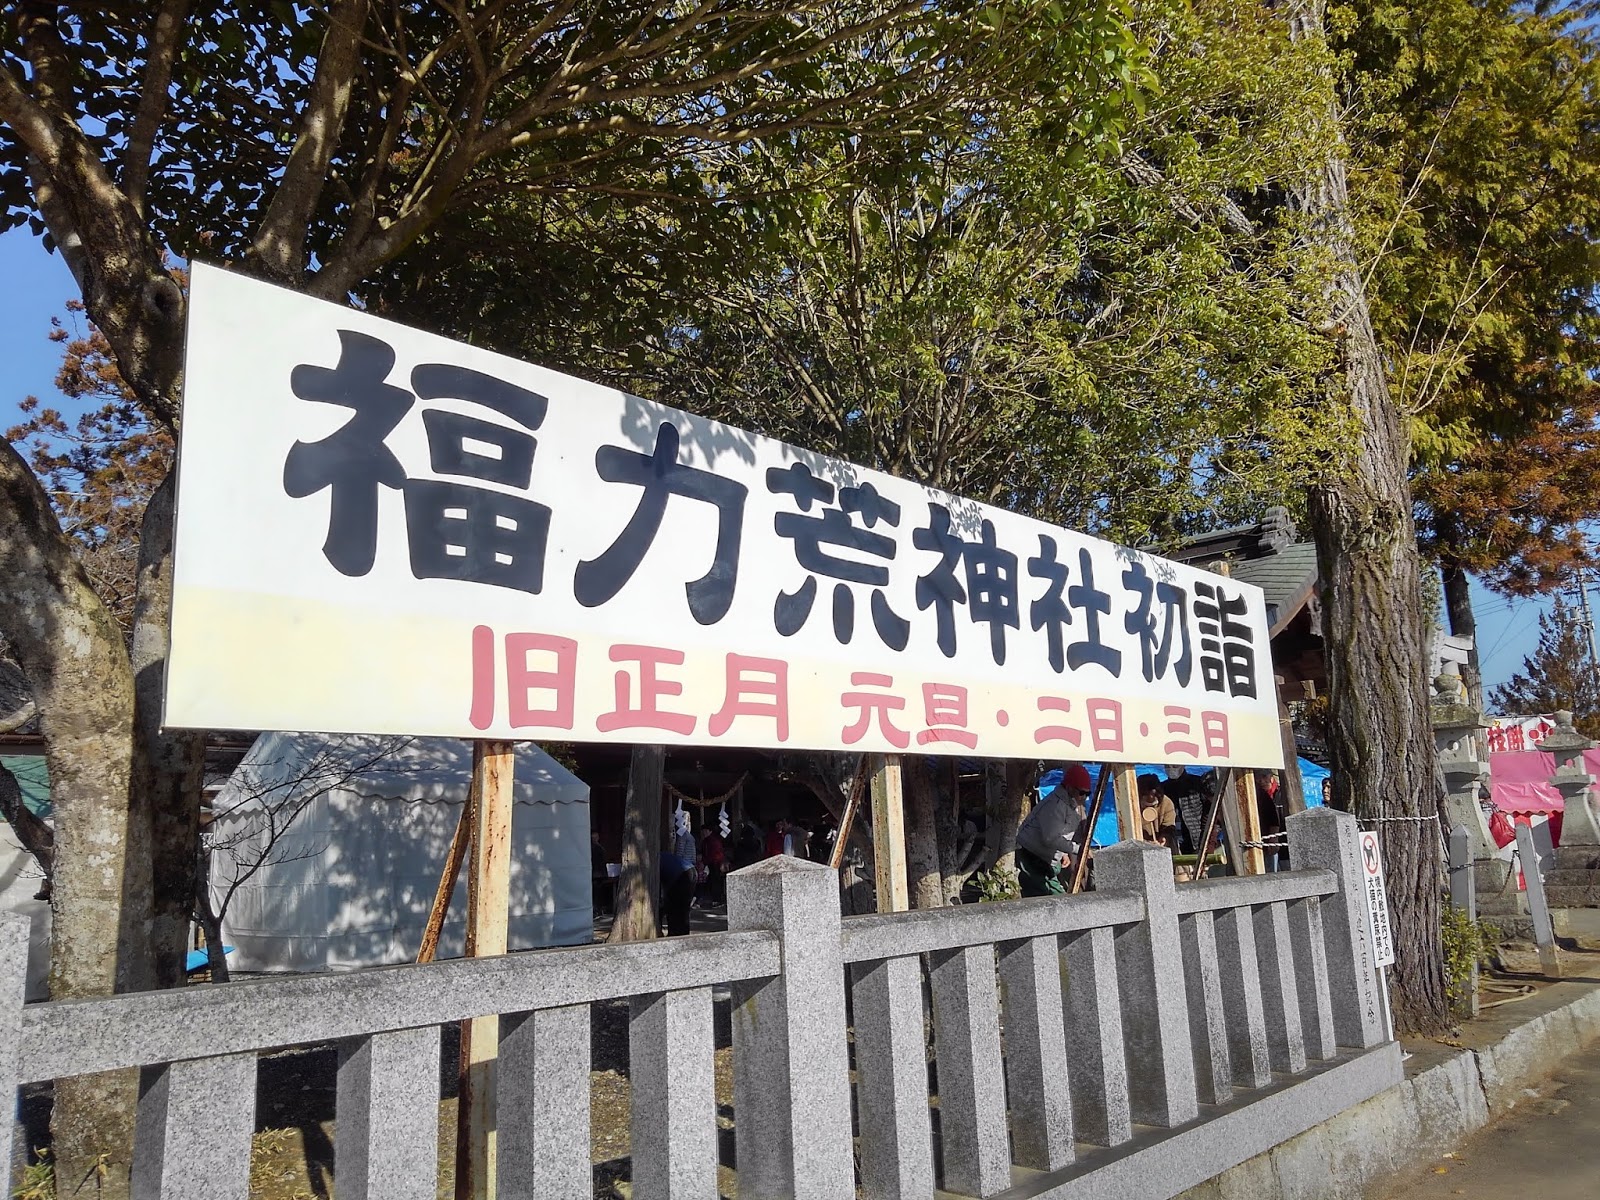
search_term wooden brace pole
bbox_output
[869,753,910,913]
[456,740,515,1200]
[417,795,473,965]
[1193,767,1233,883]
[1069,767,1112,895]
[829,757,870,872]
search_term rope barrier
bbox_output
[663,772,749,808]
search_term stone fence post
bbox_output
[1287,808,1386,1049]
[2,912,26,1192]
[1094,841,1198,1127]
[727,856,854,1199]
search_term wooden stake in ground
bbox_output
[1113,763,1142,842]
[456,740,514,1200]
[869,754,909,913]
[1236,770,1265,876]
[1215,768,1248,876]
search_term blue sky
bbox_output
[0,227,1548,694]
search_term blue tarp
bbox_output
[1037,758,1327,847]
[1297,757,1330,806]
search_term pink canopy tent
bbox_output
[1487,748,1600,816]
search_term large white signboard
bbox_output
[1358,830,1396,968]
[165,263,1283,765]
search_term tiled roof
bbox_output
[1227,541,1319,635]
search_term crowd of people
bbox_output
[591,764,1291,928]
[591,813,842,936]
[1014,764,1288,896]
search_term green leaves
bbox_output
[1337,0,1600,589]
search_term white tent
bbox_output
[210,733,591,973]
[1,754,51,1000]
[0,823,49,1001]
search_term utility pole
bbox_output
[1568,568,1600,691]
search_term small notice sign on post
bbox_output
[1358,830,1395,968]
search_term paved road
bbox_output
[1375,1038,1600,1199]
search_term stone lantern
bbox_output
[1430,669,1495,862]
[1542,710,1600,850]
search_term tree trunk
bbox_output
[194,846,230,984]
[130,470,206,988]
[902,760,945,910]
[1291,1,1449,1035]
[986,761,1032,875]
[607,745,665,943]
[0,439,145,1195]
[1441,558,1484,711]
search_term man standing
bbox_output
[1016,764,1093,896]
[590,829,611,917]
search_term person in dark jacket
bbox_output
[659,851,694,936]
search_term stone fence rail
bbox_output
[3,807,1402,1200]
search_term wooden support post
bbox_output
[1215,768,1247,875]
[417,797,473,964]
[869,754,909,913]
[1276,675,1306,815]
[1113,764,1142,842]
[1236,770,1265,876]
[456,740,515,1200]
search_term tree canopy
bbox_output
[0,5,1151,1189]
[1336,0,1600,592]
[381,0,1346,551]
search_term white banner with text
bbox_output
[166,263,1283,766]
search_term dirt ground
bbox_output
[241,994,742,1200]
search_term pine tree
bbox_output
[1490,596,1600,739]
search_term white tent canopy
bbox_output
[210,733,590,973]
[0,824,49,1001]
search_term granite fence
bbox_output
[3,807,1402,1200]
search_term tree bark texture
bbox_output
[608,744,665,943]
[130,470,206,988]
[902,760,945,910]
[1291,1,1449,1034]
[985,761,1032,875]
[0,439,145,1193]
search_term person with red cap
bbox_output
[1016,763,1093,896]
